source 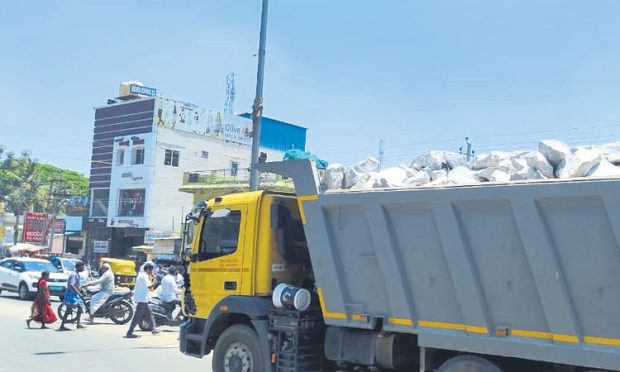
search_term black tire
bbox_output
[438,355,503,372]
[109,300,134,325]
[18,282,32,300]
[57,303,79,324]
[213,324,264,372]
[138,316,153,331]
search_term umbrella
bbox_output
[9,243,45,254]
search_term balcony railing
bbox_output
[182,168,293,189]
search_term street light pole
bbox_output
[249,0,270,191]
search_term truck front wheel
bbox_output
[438,355,503,372]
[213,324,264,372]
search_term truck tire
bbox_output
[438,355,503,372]
[213,324,264,372]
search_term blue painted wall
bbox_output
[238,113,307,152]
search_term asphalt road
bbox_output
[0,291,212,372]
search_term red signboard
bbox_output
[23,213,64,243]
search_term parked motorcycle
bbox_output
[138,296,185,331]
[57,288,134,325]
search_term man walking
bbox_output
[125,263,159,338]
[59,262,86,331]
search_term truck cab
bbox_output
[180,190,311,369]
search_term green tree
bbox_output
[0,151,42,243]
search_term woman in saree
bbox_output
[26,271,58,329]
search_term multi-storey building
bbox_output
[85,83,306,261]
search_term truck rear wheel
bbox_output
[438,355,503,372]
[213,324,263,372]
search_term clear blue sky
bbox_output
[2,0,620,175]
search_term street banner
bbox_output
[23,213,65,243]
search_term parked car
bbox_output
[0,258,69,300]
[49,256,91,285]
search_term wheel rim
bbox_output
[111,303,131,322]
[19,284,28,299]
[224,342,254,372]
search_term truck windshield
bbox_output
[199,210,242,260]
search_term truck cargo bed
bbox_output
[262,161,620,370]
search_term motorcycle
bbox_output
[57,288,134,325]
[138,296,186,331]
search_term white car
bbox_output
[49,257,92,285]
[0,258,69,300]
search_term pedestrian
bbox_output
[26,271,57,329]
[59,262,86,331]
[125,263,159,338]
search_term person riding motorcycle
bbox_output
[159,267,182,319]
[81,263,115,321]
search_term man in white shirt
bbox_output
[82,263,115,320]
[125,263,158,338]
[160,267,182,319]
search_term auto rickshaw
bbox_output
[99,257,136,289]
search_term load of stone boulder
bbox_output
[321,140,620,191]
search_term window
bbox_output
[164,149,180,167]
[90,189,110,217]
[116,149,125,165]
[0,260,12,269]
[201,151,209,159]
[199,210,241,261]
[118,189,145,217]
[132,148,145,165]
[231,162,239,177]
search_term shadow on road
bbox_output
[33,345,177,356]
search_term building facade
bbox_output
[85,88,306,262]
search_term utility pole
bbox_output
[249,0,270,191]
[378,139,385,170]
[459,137,475,161]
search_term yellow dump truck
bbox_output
[180,160,620,372]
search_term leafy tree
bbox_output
[1,151,42,243]
[0,147,89,243]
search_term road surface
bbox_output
[0,291,212,372]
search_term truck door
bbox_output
[190,205,248,319]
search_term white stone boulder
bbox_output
[404,171,431,186]
[490,170,510,182]
[378,167,408,187]
[539,140,571,168]
[443,152,468,170]
[471,151,510,170]
[411,151,448,171]
[517,151,554,178]
[587,160,620,177]
[555,148,601,178]
[322,164,345,190]
[447,166,478,184]
[431,169,448,181]
[343,158,381,188]
[475,167,496,182]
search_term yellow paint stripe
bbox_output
[511,329,553,340]
[552,334,579,344]
[351,314,369,322]
[511,329,578,344]
[388,317,414,326]
[316,288,346,320]
[466,325,489,334]
[297,194,319,224]
[584,336,620,346]
[418,320,488,334]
